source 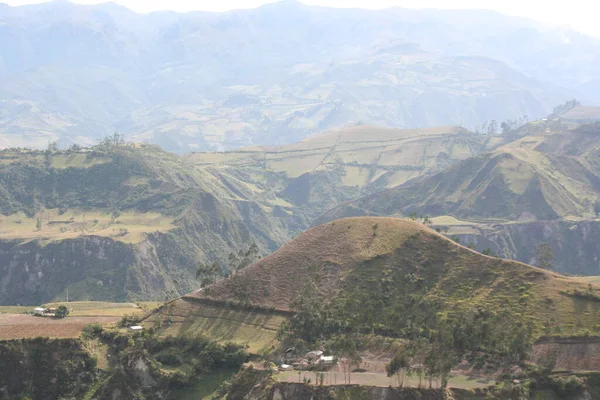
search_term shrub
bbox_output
[118,314,140,328]
[55,305,69,318]
[156,348,184,366]
[82,323,103,338]
[549,375,585,396]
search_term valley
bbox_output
[2,1,600,398]
[1,1,597,152]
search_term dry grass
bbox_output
[187,125,485,188]
[0,208,175,244]
[0,314,120,340]
[277,371,493,389]
[193,217,426,309]
[561,106,600,121]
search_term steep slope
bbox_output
[0,143,289,305]
[183,217,600,341]
[187,125,503,228]
[316,121,600,274]
[0,1,592,151]
[320,121,600,222]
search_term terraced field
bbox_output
[0,209,175,244]
[145,298,286,354]
[188,125,501,190]
[0,302,165,340]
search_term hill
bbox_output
[320,122,600,223]
[184,217,600,342]
[559,105,600,123]
[187,125,503,229]
[0,1,593,152]
[316,121,600,274]
[0,142,290,305]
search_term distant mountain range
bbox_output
[1,0,599,152]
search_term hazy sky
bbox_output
[3,0,600,36]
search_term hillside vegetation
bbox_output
[188,125,503,229]
[320,122,600,223]
[0,141,290,304]
[189,217,600,343]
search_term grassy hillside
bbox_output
[188,217,600,341]
[315,122,600,275]
[559,105,600,123]
[0,143,290,305]
[188,125,503,229]
[319,122,600,223]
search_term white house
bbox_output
[130,325,144,331]
[306,350,323,359]
[319,355,335,365]
[33,307,45,316]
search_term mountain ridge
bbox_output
[1,1,596,152]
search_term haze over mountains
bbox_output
[1,0,600,152]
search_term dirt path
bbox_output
[277,370,494,390]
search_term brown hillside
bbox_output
[187,218,426,309]
[186,217,600,337]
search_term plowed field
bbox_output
[0,314,120,340]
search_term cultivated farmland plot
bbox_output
[0,314,120,340]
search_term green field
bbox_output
[146,299,286,354]
[0,306,31,314]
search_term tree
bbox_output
[487,120,498,135]
[286,280,326,342]
[36,217,42,232]
[535,242,555,271]
[330,336,362,384]
[482,248,495,257]
[227,242,260,273]
[55,305,69,318]
[196,261,221,287]
[386,350,411,387]
[46,141,59,153]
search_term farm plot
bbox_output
[0,314,120,340]
[43,301,146,317]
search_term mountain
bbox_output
[164,217,600,351]
[320,120,600,222]
[316,119,600,274]
[0,1,595,152]
[0,142,291,305]
[187,125,505,229]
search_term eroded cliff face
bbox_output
[0,234,192,305]
[452,220,600,275]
